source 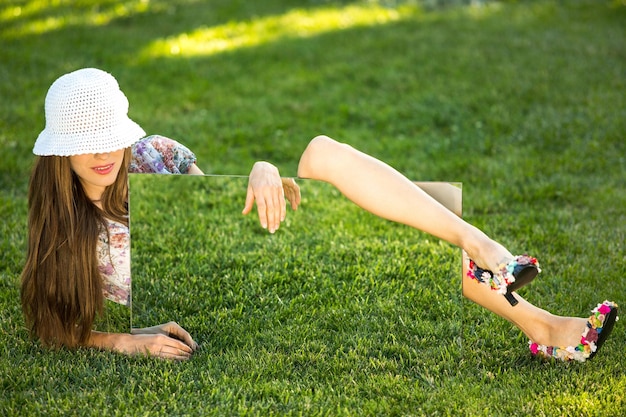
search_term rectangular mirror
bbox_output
[93,300,131,335]
[129,174,462,362]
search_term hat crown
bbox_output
[33,68,145,156]
[45,68,129,136]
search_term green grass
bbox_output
[1,0,625,415]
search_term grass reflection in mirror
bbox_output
[129,174,462,399]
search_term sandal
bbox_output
[467,255,540,306]
[529,300,619,362]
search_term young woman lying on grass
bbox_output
[297,135,618,363]
[20,68,300,360]
[22,68,617,363]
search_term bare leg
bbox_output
[462,254,586,347]
[297,135,587,348]
[297,136,511,274]
[187,163,204,175]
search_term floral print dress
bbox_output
[97,135,197,305]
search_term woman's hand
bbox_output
[281,177,301,211]
[90,322,198,361]
[131,321,198,350]
[242,161,301,233]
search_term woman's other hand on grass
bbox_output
[89,321,198,360]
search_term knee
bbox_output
[306,135,339,156]
[297,135,343,179]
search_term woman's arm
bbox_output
[187,163,204,175]
[87,322,198,360]
[131,137,300,232]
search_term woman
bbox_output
[20,68,300,360]
[297,135,618,362]
[22,68,617,363]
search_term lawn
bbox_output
[1,0,625,415]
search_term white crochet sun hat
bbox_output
[33,68,146,156]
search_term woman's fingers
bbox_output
[283,179,301,210]
[160,321,199,351]
[154,337,194,361]
[241,186,256,216]
[264,187,282,233]
[123,322,199,360]
[244,162,298,233]
[248,184,285,233]
[134,334,194,360]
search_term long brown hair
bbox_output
[20,148,131,348]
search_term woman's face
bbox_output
[69,149,125,203]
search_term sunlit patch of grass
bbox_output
[0,0,152,38]
[140,3,419,58]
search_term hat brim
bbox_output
[33,118,146,156]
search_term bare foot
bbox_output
[462,228,514,274]
[526,314,588,348]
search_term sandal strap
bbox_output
[467,255,540,294]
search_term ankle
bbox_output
[462,228,513,273]
[522,313,555,345]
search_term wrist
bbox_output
[252,161,278,173]
[88,330,129,351]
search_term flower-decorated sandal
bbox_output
[529,300,619,362]
[467,255,540,306]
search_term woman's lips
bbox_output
[92,163,114,175]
